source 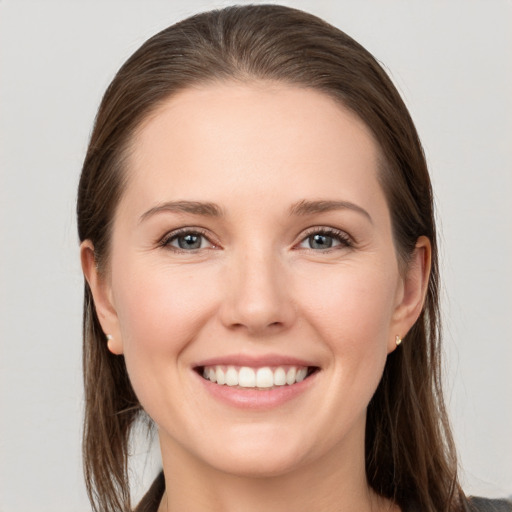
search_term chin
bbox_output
[210,450,306,479]
[195,426,311,478]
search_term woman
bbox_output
[77,5,511,512]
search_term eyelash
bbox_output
[158,226,353,252]
[158,227,216,252]
[296,227,353,252]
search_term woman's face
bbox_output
[85,82,427,478]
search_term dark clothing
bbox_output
[134,471,512,512]
[468,497,512,512]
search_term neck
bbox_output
[157,428,398,512]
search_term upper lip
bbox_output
[194,353,319,369]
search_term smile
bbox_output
[194,359,320,409]
[200,365,317,389]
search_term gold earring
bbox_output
[395,335,402,346]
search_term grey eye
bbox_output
[306,233,338,250]
[170,233,207,250]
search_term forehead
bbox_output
[122,81,384,217]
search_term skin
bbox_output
[82,82,430,512]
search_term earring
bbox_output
[395,335,402,346]
[105,334,123,355]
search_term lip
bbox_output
[193,354,320,410]
[194,353,317,368]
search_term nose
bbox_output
[219,249,296,336]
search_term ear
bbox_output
[80,240,124,355]
[388,236,431,353]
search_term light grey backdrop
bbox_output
[0,1,510,510]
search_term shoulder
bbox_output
[467,497,512,512]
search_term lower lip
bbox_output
[195,370,318,410]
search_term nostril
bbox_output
[227,320,284,334]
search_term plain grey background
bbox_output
[0,1,510,510]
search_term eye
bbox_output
[161,229,214,251]
[298,228,352,251]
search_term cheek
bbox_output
[297,261,398,338]
[111,258,219,369]
[293,259,398,394]
[109,259,224,424]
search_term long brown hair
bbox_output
[77,5,465,511]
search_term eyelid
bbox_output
[156,225,353,252]
[158,227,219,251]
[295,226,354,250]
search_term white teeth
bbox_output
[286,367,296,385]
[239,367,256,387]
[201,365,312,388]
[296,368,308,382]
[256,367,273,388]
[225,366,238,386]
[216,367,226,385]
[273,367,286,386]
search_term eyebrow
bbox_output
[139,200,223,223]
[139,199,372,224]
[289,199,373,223]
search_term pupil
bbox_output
[179,234,201,249]
[310,234,332,249]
